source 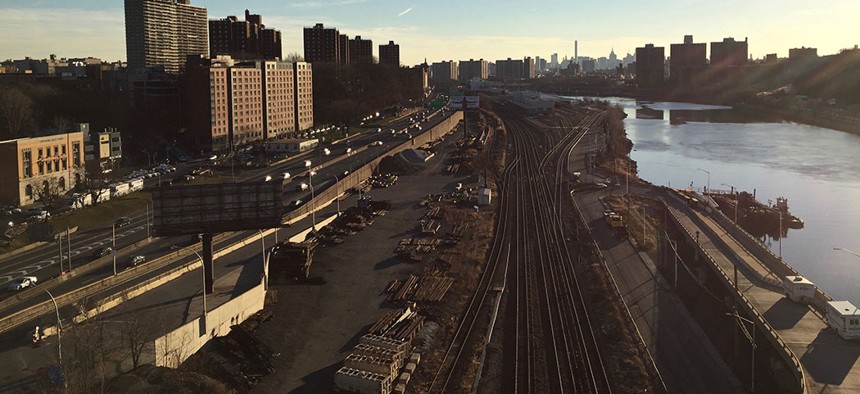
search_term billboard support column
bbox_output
[202,233,215,294]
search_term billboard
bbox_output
[152,182,284,236]
[449,95,480,110]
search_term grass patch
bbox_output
[0,232,35,255]
[51,191,152,233]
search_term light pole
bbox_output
[43,288,66,389]
[726,310,756,393]
[697,168,710,194]
[190,250,207,318]
[258,230,268,290]
[332,174,340,215]
[309,170,317,229]
[722,183,739,223]
[112,223,117,275]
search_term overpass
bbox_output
[664,191,860,393]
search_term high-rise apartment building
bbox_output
[349,36,374,64]
[670,35,706,85]
[293,62,314,132]
[339,34,351,65]
[124,0,209,73]
[431,61,458,81]
[635,44,664,88]
[550,53,559,69]
[524,57,535,79]
[789,47,818,61]
[184,56,313,151]
[710,37,748,67]
[303,23,342,63]
[458,59,488,81]
[379,41,400,67]
[209,10,282,60]
[496,58,524,80]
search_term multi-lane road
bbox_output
[0,106,454,331]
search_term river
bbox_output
[570,97,860,306]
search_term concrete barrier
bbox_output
[154,278,266,368]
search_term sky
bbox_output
[1,0,858,66]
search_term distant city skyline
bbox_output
[1,0,857,66]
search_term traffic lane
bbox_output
[0,216,151,291]
[0,228,252,325]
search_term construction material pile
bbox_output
[335,307,425,394]
[385,274,455,303]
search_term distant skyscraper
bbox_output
[209,9,282,60]
[349,36,373,64]
[635,43,665,88]
[303,23,342,63]
[788,47,818,61]
[124,0,209,73]
[339,34,350,65]
[496,58,524,80]
[670,35,706,85]
[379,41,400,66]
[534,56,543,73]
[550,53,559,69]
[710,37,748,67]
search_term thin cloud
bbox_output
[397,7,413,17]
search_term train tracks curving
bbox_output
[429,101,611,393]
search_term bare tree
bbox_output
[119,313,157,369]
[0,87,34,138]
[284,52,304,63]
[31,177,63,214]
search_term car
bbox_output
[297,183,309,191]
[595,182,608,189]
[128,255,145,268]
[94,246,113,258]
[291,199,303,207]
[369,141,383,147]
[115,216,132,227]
[376,128,382,133]
[8,276,37,291]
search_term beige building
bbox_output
[0,132,85,206]
[185,56,313,152]
[294,62,314,132]
[262,60,296,140]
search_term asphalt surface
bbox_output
[565,117,742,392]
[0,107,453,321]
[0,107,457,391]
[252,127,470,393]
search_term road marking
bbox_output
[71,250,81,256]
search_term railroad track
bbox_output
[429,102,610,393]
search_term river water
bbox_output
[570,97,860,306]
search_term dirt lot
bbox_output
[249,129,497,393]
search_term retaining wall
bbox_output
[154,278,266,368]
[666,206,806,394]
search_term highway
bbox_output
[0,107,455,334]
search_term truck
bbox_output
[128,178,144,193]
[606,212,627,237]
[783,275,816,304]
[825,300,860,340]
[268,239,318,279]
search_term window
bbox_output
[25,184,33,197]
[22,149,32,178]
[72,142,81,167]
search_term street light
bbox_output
[43,288,66,389]
[726,310,756,393]
[722,183,739,223]
[332,174,340,215]
[309,170,317,229]
[834,247,860,258]
[189,250,207,318]
[112,223,117,276]
[697,168,710,193]
[258,230,268,290]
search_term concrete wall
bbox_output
[666,206,807,394]
[154,278,266,368]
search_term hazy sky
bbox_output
[1,0,857,66]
